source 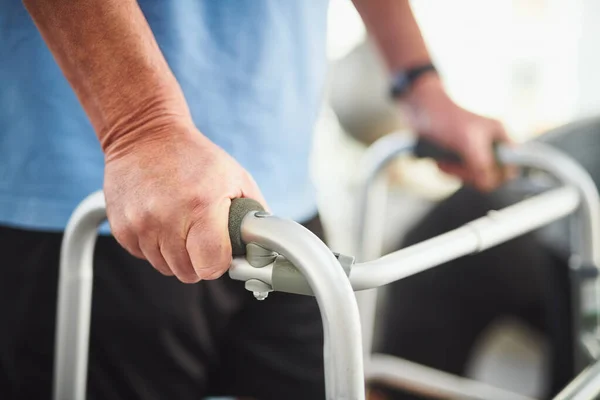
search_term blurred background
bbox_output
[315,0,600,259]
[313,0,600,397]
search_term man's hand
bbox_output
[103,119,266,283]
[404,75,512,191]
[23,0,268,283]
[353,0,512,191]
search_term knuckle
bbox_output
[187,194,212,218]
[128,210,153,232]
[110,225,139,254]
[110,223,130,243]
[128,203,169,233]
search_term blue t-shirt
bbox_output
[0,1,329,231]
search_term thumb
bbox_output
[186,199,233,280]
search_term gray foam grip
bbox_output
[414,137,502,165]
[229,198,265,256]
[414,138,462,163]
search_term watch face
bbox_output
[394,73,409,86]
[391,72,410,98]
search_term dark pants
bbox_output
[0,217,326,400]
[374,187,574,399]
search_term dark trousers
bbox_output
[0,217,326,400]
[374,187,574,399]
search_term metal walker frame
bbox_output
[54,137,600,400]
[354,134,600,400]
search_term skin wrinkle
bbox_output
[13,2,527,399]
[23,0,189,142]
[23,0,510,290]
[140,235,171,276]
[24,0,267,283]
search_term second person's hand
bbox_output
[403,74,513,192]
[103,118,267,283]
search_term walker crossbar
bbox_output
[351,134,600,399]
[54,196,364,400]
[55,139,600,400]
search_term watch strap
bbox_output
[390,63,437,99]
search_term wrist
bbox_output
[390,63,438,99]
[99,85,194,150]
[404,73,450,108]
[400,73,454,129]
[101,97,196,161]
[406,73,448,105]
[406,71,446,96]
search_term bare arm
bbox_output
[23,0,265,282]
[352,0,431,72]
[23,0,190,153]
[354,0,511,191]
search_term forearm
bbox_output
[355,0,510,192]
[353,0,432,73]
[23,0,191,152]
[354,0,450,121]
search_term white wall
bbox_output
[327,0,600,140]
[576,0,600,119]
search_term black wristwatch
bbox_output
[390,63,437,99]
